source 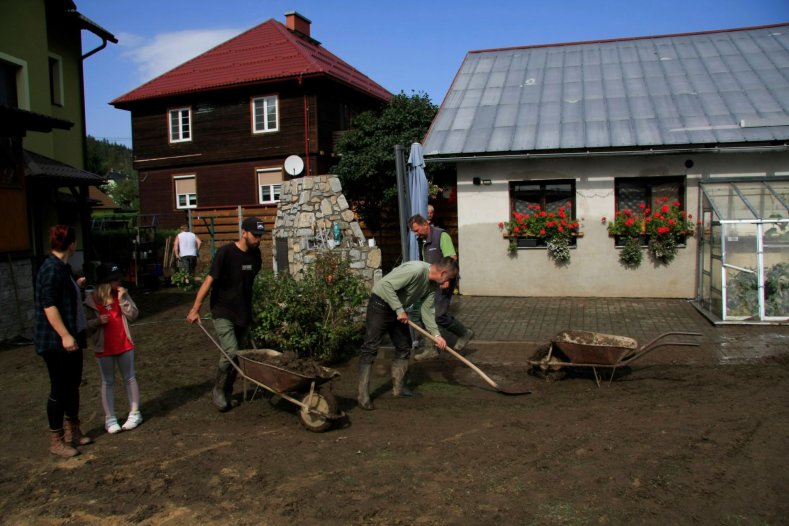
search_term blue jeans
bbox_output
[212,318,250,372]
[359,295,412,364]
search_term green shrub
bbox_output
[170,269,199,291]
[619,236,643,268]
[251,252,368,364]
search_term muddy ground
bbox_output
[1,289,787,525]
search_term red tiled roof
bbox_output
[112,19,391,106]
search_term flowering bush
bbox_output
[645,198,696,264]
[499,202,581,263]
[606,208,643,238]
[170,269,205,291]
[604,198,696,266]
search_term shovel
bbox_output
[408,320,530,395]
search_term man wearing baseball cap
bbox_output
[187,217,264,411]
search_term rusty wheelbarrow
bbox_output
[197,322,345,432]
[528,330,702,386]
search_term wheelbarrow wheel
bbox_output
[299,390,337,433]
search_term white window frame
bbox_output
[251,95,279,134]
[168,107,192,143]
[257,168,282,204]
[174,175,197,209]
[48,53,63,106]
[0,52,30,110]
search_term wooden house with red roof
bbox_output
[111,12,391,232]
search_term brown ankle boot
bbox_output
[50,430,79,458]
[64,419,93,447]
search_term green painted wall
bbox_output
[0,0,85,168]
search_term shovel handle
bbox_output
[407,320,502,391]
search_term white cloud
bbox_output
[120,28,242,83]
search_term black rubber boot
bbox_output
[446,320,474,351]
[392,359,422,398]
[223,364,238,408]
[358,362,374,410]
[212,368,231,412]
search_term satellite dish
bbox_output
[284,155,304,176]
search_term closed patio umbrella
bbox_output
[407,142,429,261]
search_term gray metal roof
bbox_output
[423,24,789,158]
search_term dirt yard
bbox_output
[1,290,787,525]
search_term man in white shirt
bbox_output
[173,225,202,275]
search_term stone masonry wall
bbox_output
[0,259,34,342]
[274,175,382,286]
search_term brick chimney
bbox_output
[284,11,311,38]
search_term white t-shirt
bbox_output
[177,232,198,257]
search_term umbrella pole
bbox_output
[394,144,410,263]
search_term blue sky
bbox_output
[79,0,789,147]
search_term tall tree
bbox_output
[86,136,139,210]
[333,92,437,233]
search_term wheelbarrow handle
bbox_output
[621,331,703,366]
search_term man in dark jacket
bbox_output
[408,214,474,360]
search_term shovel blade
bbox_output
[496,384,531,395]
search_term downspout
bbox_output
[82,38,108,60]
[77,14,117,262]
[299,74,311,176]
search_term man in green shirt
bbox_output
[409,214,474,361]
[357,257,459,410]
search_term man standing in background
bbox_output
[174,224,202,275]
[409,214,474,360]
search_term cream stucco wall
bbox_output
[455,150,789,298]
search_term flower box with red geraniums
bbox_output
[603,198,698,266]
[499,203,582,263]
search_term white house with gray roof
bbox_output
[423,24,789,320]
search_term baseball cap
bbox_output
[242,217,265,236]
[97,262,124,284]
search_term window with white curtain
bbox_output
[174,175,197,209]
[257,168,282,204]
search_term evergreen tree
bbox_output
[86,136,139,210]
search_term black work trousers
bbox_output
[41,348,84,432]
[359,295,412,364]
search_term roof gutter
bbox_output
[73,11,118,60]
[424,144,789,163]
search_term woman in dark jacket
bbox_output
[34,225,93,457]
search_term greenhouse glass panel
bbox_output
[694,177,789,323]
[723,223,759,320]
[711,257,723,318]
[763,231,789,318]
[735,182,784,218]
[703,184,757,220]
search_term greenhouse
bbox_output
[695,177,789,323]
